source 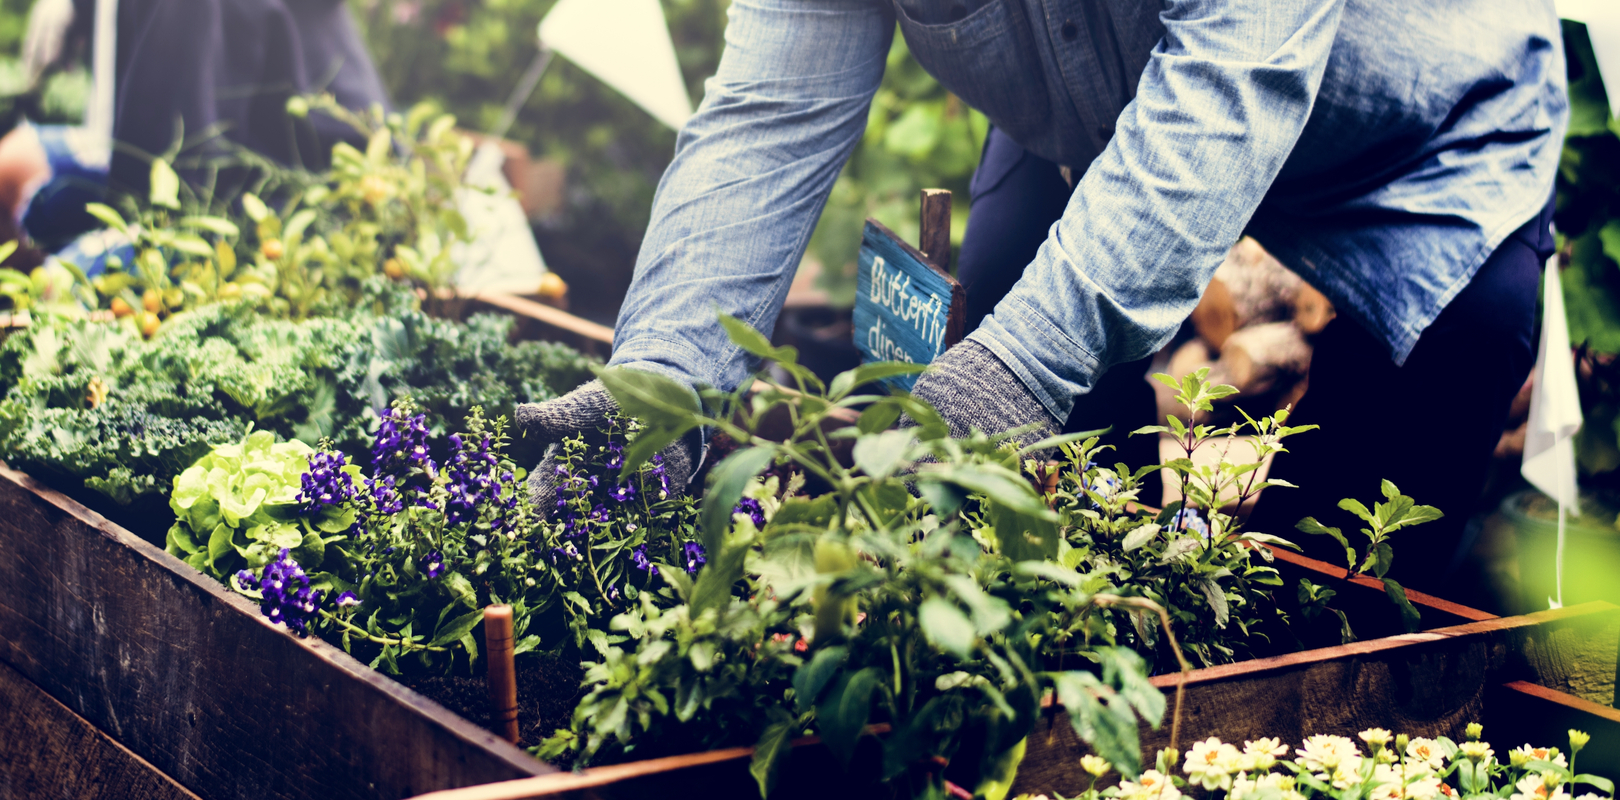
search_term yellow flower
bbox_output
[1509,745,1566,769]
[1569,730,1590,752]
[1360,728,1394,748]
[1080,754,1111,778]
[1457,741,1494,764]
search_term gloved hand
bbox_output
[907,340,1060,448]
[514,379,698,515]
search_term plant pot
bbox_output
[1501,487,1620,610]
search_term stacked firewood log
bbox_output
[1163,238,1335,418]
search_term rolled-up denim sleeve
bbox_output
[970,0,1347,421]
[610,0,893,393]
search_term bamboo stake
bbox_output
[484,604,519,744]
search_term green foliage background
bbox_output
[1554,22,1620,480]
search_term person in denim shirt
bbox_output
[520,0,1566,595]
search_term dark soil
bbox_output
[399,650,585,751]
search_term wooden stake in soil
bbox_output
[484,605,519,744]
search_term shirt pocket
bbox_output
[893,0,1052,141]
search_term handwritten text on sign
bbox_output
[853,221,959,391]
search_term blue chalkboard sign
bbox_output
[853,219,965,391]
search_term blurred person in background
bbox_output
[0,0,389,262]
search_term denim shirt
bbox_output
[611,0,1567,422]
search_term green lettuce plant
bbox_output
[165,430,345,578]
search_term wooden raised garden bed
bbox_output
[407,602,1620,800]
[0,466,551,800]
[1,453,1544,800]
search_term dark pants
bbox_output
[958,128,1553,595]
[958,129,1163,503]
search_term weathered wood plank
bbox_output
[1269,548,1496,637]
[0,658,201,800]
[0,466,550,800]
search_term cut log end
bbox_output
[1293,284,1337,334]
[1191,277,1237,350]
[1221,322,1312,396]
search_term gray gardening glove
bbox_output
[515,379,698,516]
[906,340,1060,450]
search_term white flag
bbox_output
[1521,255,1584,607]
[1559,0,1620,118]
[539,0,693,131]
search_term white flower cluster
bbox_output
[1013,727,1608,800]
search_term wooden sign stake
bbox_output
[919,188,952,273]
[483,604,519,744]
[851,189,966,392]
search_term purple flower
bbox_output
[649,453,673,499]
[683,541,707,574]
[368,474,404,515]
[631,544,658,576]
[443,425,515,527]
[550,541,582,563]
[335,591,361,608]
[298,451,356,513]
[245,549,322,636]
[605,441,624,470]
[608,481,637,503]
[421,550,446,579]
[370,407,435,476]
[234,569,260,591]
[733,496,766,528]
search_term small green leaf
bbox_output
[829,362,927,399]
[180,216,241,238]
[792,645,849,713]
[853,429,912,480]
[816,667,883,767]
[150,159,181,209]
[429,607,484,647]
[919,596,974,657]
[750,717,797,798]
[240,193,271,223]
[1381,578,1422,632]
